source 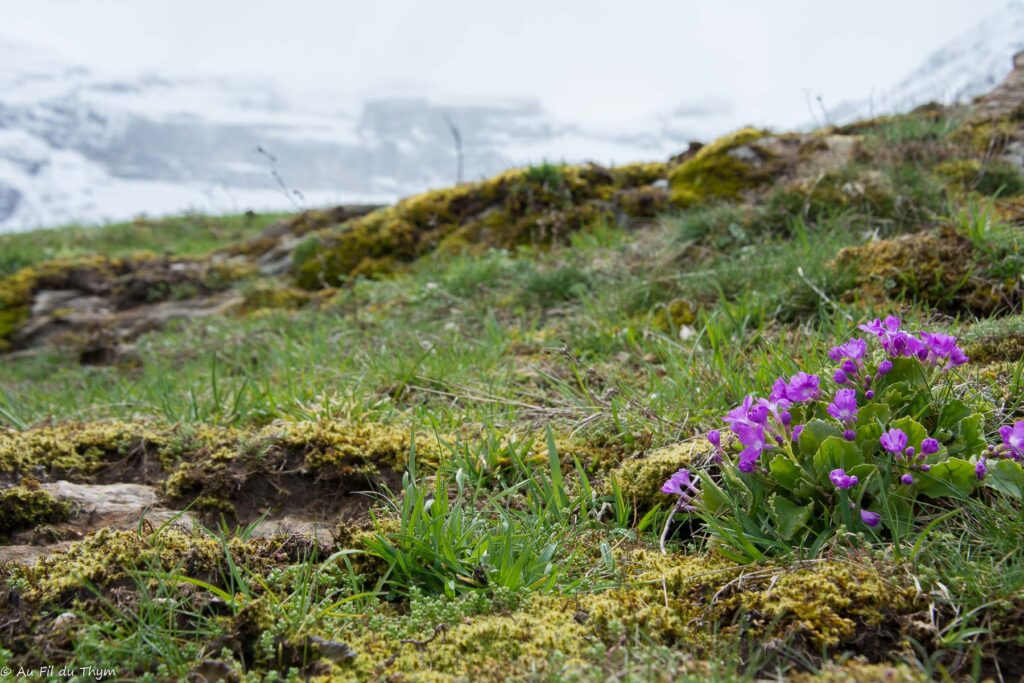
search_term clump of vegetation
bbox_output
[291,161,670,288]
[0,482,72,535]
[666,315,1022,562]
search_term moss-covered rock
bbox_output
[668,128,774,206]
[0,254,254,351]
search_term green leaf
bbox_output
[813,436,864,478]
[798,419,843,458]
[949,413,986,458]
[720,465,754,506]
[697,471,731,514]
[769,454,801,490]
[890,416,929,452]
[916,458,977,499]
[768,494,813,541]
[874,357,925,390]
[855,404,889,457]
[858,402,891,429]
[984,459,1024,500]
[938,400,972,432]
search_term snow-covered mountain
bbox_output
[0,37,704,232]
[833,1,1024,122]
[3,1,1024,233]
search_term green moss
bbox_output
[668,128,772,206]
[960,314,1024,364]
[0,483,72,534]
[790,661,925,682]
[0,254,254,350]
[833,228,1023,315]
[232,281,323,315]
[348,594,591,681]
[584,549,917,652]
[937,158,1024,196]
[10,527,294,604]
[0,421,163,476]
[651,298,696,333]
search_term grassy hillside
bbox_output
[1,96,1024,681]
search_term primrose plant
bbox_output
[662,315,1024,561]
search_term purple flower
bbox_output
[829,468,859,490]
[877,360,893,375]
[747,403,769,425]
[921,332,970,369]
[841,359,858,376]
[860,315,901,339]
[843,429,857,441]
[921,332,957,357]
[791,424,804,442]
[949,346,969,367]
[707,430,721,448]
[784,372,821,403]
[999,421,1024,460]
[662,469,700,511]
[921,438,939,455]
[733,422,766,473]
[905,446,915,458]
[900,473,914,485]
[975,458,988,480]
[861,316,930,359]
[833,369,848,384]
[827,389,858,424]
[769,378,788,402]
[860,509,881,527]
[880,428,908,454]
[829,338,868,363]
[865,390,875,400]
[723,396,753,425]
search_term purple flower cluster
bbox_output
[829,468,858,489]
[661,468,700,512]
[720,372,817,473]
[975,421,1024,480]
[878,427,938,484]
[859,316,968,371]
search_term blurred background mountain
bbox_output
[0,1,1021,232]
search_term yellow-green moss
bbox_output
[278,420,440,473]
[0,421,163,476]
[719,560,916,647]
[292,162,673,290]
[0,253,253,350]
[0,483,72,534]
[584,549,917,652]
[346,594,591,681]
[651,298,696,332]
[790,661,925,683]
[11,527,292,603]
[833,228,1022,315]
[668,127,771,206]
[960,313,1024,364]
[232,281,323,314]
[611,441,707,512]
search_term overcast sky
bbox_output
[4,0,1009,129]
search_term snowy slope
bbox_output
[833,2,1024,122]
[0,36,697,232]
